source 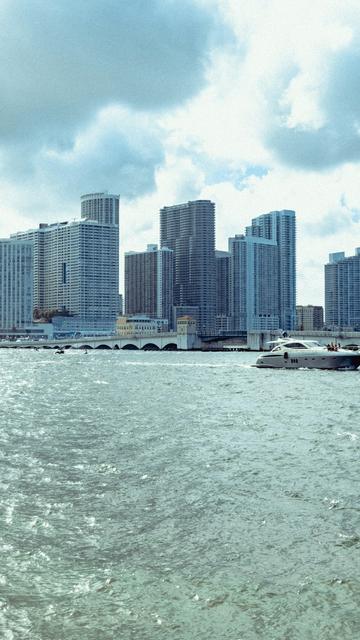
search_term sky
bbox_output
[1,0,360,304]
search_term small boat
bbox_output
[255,339,360,370]
[55,348,65,355]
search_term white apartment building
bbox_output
[13,220,118,321]
[246,210,296,330]
[0,239,33,329]
[325,249,360,330]
[12,194,119,326]
[81,192,119,225]
[229,234,280,332]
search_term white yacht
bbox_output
[255,339,360,370]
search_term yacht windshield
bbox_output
[283,342,307,349]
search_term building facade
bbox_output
[117,315,169,336]
[124,244,174,326]
[246,210,296,330]
[296,305,324,331]
[0,239,33,329]
[325,249,360,330]
[160,200,216,335]
[172,305,200,331]
[81,192,119,225]
[215,250,231,335]
[229,234,279,332]
[12,194,119,326]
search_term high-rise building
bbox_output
[160,200,216,335]
[12,194,119,327]
[229,234,279,332]
[124,244,174,325]
[246,210,296,330]
[0,239,33,329]
[215,250,230,316]
[296,305,324,331]
[81,192,119,225]
[215,250,231,334]
[325,249,360,330]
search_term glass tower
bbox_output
[229,234,279,332]
[125,245,174,327]
[0,240,33,329]
[160,200,216,335]
[325,249,360,330]
[246,210,296,330]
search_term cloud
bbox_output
[0,106,165,220]
[0,0,223,211]
[0,0,226,222]
[182,0,360,172]
[267,125,360,170]
[266,45,360,169]
[41,107,165,202]
[0,0,218,143]
[304,210,355,237]
[4,0,360,310]
[258,6,360,169]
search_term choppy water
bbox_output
[0,349,359,639]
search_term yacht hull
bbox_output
[255,353,360,370]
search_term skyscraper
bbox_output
[12,194,120,327]
[215,250,230,316]
[215,250,231,334]
[160,200,216,335]
[246,210,296,330]
[81,192,119,225]
[0,239,33,329]
[325,249,360,330]
[296,305,324,331]
[229,234,279,332]
[124,244,174,325]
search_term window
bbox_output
[284,342,307,349]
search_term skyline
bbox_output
[2,1,360,305]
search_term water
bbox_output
[0,349,359,639]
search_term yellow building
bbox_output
[116,315,169,337]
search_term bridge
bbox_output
[0,328,202,351]
[198,329,360,351]
[2,328,360,352]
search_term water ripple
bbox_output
[0,350,359,639]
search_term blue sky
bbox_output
[2,0,360,303]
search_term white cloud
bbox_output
[0,188,37,239]
[0,0,217,140]
[0,0,220,218]
[3,0,360,307]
